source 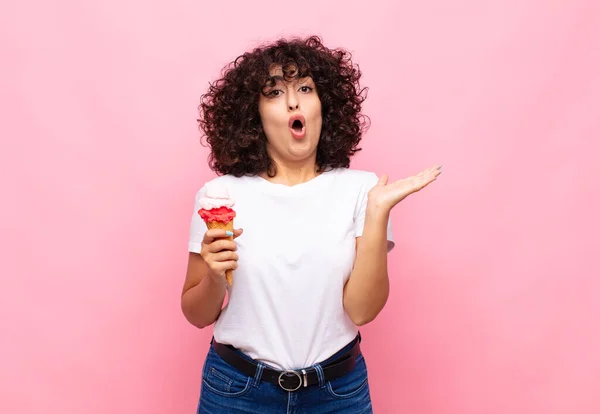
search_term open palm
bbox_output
[368,165,442,211]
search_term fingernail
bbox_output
[226,231,234,236]
[438,165,443,170]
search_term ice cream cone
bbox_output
[198,182,237,287]
[205,219,234,286]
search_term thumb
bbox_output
[377,174,389,186]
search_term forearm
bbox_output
[343,205,390,326]
[181,270,227,329]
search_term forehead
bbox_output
[266,64,312,83]
[267,64,286,77]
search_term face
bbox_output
[258,66,323,165]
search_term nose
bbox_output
[287,91,299,111]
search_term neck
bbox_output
[262,156,320,186]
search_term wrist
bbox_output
[204,269,228,289]
[211,274,228,288]
[366,199,391,219]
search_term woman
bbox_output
[182,36,441,413]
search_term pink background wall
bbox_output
[2,1,599,413]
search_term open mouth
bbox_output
[288,115,306,139]
[291,119,303,131]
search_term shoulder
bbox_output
[330,168,379,188]
[202,174,239,187]
[193,174,251,198]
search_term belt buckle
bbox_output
[278,370,302,392]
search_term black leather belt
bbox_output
[211,334,362,392]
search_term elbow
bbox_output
[345,305,377,326]
[350,313,376,327]
[344,300,386,327]
[181,308,212,330]
[344,295,389,327]
[181,298,213,330]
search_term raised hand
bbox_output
[367,165,442,212]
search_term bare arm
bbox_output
[343,165,442,326]
[180,228,242,329]
[181,253,227,329]
[343,207,390,326]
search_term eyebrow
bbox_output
[264,76,312,87]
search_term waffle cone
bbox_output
[205,220,234,286]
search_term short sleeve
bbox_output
[354,173,395,253]
[188,186,208,254]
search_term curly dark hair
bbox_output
[197,36,369,177]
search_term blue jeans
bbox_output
[196,338,373,413]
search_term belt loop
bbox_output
[253,362,265,388]
[314,363,325,388]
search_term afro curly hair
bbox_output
[197,36,370,177]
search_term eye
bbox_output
[299,86,313,93]
[268,89,283,97]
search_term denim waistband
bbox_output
[211,332,362,371]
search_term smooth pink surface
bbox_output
[2,1,599,413]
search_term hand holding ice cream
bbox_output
[198,182,238,286]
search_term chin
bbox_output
[289,140,318,156]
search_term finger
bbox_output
[203,229,235,244]
[421,174,439,188]
[233,228,244,239]
[424,165,441,177]
[211,251,239,263]
[421,165,441,174]
[409,171,427,183]
[414,174,433,189]
[424,170,438,179]
[207,239,237,253]
[214,261,238,273]
[430,166,442,176]
[377,174,389,186]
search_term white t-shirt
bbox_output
[188,168,395,370]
